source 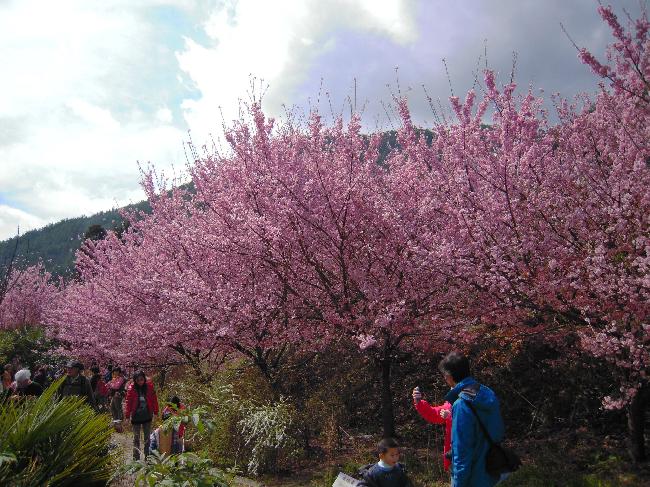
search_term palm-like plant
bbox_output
[0,377,117,486]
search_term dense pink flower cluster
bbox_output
[0,263,57,329]
[49,6,648,409]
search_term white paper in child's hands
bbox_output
[332,472,361,487]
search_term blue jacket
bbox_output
[445,377,505,487]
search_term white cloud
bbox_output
[177,0,419,140]
[0,0,198,239]
[0,205,46,240]
[0,0,421,240]
[156,107,174,124]
[66,100,121,131]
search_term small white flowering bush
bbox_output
[238,397,299,475]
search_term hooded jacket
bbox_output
[445,377,505,487]
[125,380,159,422]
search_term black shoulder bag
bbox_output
[464,400,522,477]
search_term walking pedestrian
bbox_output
[59,360,96,408]
[108,366,126,422]
[125,370,159,460]
[90,366,109,412]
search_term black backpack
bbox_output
[463,399,522,477]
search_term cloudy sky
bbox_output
[0,0,643,239]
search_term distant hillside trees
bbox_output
[0,200,150,278]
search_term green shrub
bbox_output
[168,366,301,475]
[160,403,215,436]
[499,455,646,487]
[169,378,248,468]
[117,451,234,487]
[0,326,63,371]
[0,378,116,486]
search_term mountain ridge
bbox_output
[0,200,150,277]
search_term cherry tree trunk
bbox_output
[380,357,396,439]
[627,386,648,463]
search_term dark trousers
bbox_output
[110,393,123,421]
[132,421,152,460]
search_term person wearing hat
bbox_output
[58,360,96,408]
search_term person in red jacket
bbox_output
[125,370,159,460]
[412,386,452,471]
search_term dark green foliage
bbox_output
[374,129,434,166]
[0,200,150,278]
[159,403,214,436]
[376,130,399,165]
[0,237,19,300]
[83,224,107,242]
[0,326,63,371]
[0,378,117,486]
[156,335,650,484]
[470,337,626,437]
[0,180,203,278]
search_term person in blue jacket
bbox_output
[440,352,505,487]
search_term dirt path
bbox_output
[110,431,135,487]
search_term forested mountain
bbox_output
[0,201,150,278]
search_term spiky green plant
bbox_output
[0,377,117,486]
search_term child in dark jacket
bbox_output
[358,438,413,487]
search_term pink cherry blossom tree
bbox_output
[185,106,455,437]
[0,263,57,330]
[51,173,303,387]
[560,5,650,461]
[393,4,649,461]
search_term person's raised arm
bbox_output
[413,388,450,425]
